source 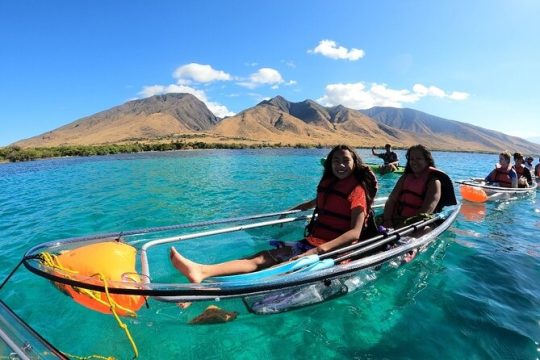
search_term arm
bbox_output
[510,170,518,188]
[288,198,316,211]
[372,147,383,158]
[419,179,442,214]
[317,207,366,252]
[300,206,366,256]
[485,169,494,183]
[525,168,533,185]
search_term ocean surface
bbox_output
[0,148,538,360]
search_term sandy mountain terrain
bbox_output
[12,93,540,154]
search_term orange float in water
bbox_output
[54,241,145,316]
[460,201,486,222]
[460,184,488,203]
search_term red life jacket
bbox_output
[395,167,457,219]
[396,168,433,218]
[491,166,513,187]
[307,176,364,243]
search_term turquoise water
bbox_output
[0,149,538,359]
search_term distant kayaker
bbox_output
[524,156,534,171]
[513,152,533,187]
[372,144,399,174]
[170,144,378,283]
[535,157,540,178]
[381,144,457,262]
[484,151,518,188]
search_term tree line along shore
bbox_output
[0,140,494,163]
[0,141,330,163]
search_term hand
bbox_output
[290,247,321,261]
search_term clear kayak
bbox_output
[22,203,461,315]
[456,178,538,202]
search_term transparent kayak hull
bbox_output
[22,205,460,312]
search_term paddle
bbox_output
[209,214,443,284]
[293,214,443,273]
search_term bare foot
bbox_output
[170,247,205,283]
[402,248,418,263]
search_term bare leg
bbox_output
[170,246,289,283]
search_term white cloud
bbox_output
[138,84,235,118]
[318,82,468,109]
[173,63,232,85]
[448,91,469,100]
[308,40,365,61]
[237,68,285,89]
[412,83,469,100]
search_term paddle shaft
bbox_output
[333,224,421,263]
[318,216,440,261]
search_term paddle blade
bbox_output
[460,184,488,203]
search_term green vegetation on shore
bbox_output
[0,141,325,163]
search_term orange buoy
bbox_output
[460,184,488,203]
[54,241,145,316]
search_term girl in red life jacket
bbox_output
[382,144,443,229]
[169,145,378,284]
[484,151,518,188]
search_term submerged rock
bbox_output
[189,305,238,324]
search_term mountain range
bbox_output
[12,93,540,154]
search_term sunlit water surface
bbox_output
[0,149,538,359]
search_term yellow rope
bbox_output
[38,252,139,359]
[40,252,79,274]
[61,353,116,360]
[76,284,137,317]
[100,274,139,358]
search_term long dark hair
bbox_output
[322,145,378,205]
[404,144,435,174]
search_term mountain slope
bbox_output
[361,107,540,154]
[212,98,412,145]
[15,93,219,147]
[11,93,540,154]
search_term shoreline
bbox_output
[0,140,496,164]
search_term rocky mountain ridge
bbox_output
[12,93,540,154]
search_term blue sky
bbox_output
[1,0,539,146]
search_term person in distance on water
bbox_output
[512,152,533,187]
[170,144,378,283]
[535,157,540,178]
[380,144,456,262]
[524,156,534,171]
[484,151,518,188]
[372,144,399,174]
